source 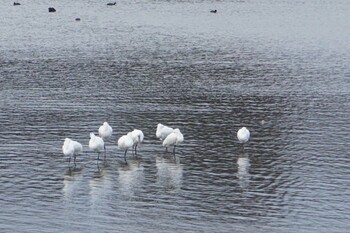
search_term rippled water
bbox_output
[1,0,350,232]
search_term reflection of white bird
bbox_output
[156,123,173,141]
[62,138,83,166]
[237,157,250,176]
[162,128,184,154]
[237,127,250,144]
[237,157,251,189]
[62,167,83,199]
[156,156,183,191]
[118,159,144,196]
[89,133,104,160]
[89,169,113,216]
[130,129,144,154]
[118,133,134,162]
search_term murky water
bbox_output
[1,0,350,232]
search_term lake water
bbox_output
[1,0,350,232]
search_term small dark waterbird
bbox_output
[13,2,21,6]
[107,2,116,6]
[48,7,56,12]
[210,10,217,13]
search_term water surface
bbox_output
[1,0,350,232]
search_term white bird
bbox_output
[98,122,113,156]
[89,133,105,161]
[162,128,184,154]
[130,129,144,154]
[117,133,134,162]
[237,127,250,148]
[63,138,75,165]
[62,138,83,166]
[237,127,250,143]
[98,122,113,140]
[156,123,174,141]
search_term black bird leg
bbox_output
[124,149,127,163]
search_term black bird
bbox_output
[210,10,217,13]
[48,7,56,12]
[13,2,21,5]
[75,18,81,21]
[107,2,116,6]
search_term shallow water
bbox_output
[1,0,350,232]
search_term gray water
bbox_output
[1,0,350,232]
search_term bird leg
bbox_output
[97,160,100,170]
[124,149,127,162]
[173,146,176,154]
[104,145,107,160]
[132,145,135,156]
[74,155,76,167]
[68,157,71,166]
[135,143,138,155]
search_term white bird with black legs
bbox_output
[237,127,250,149]
[62,138,83,167]
[98,122,113,158]
[130,129,144,154]
[89,133,105,161]
[156,123,173,141]
[99,122,113,140]
[117,133,134,162]
[162,128,184,154]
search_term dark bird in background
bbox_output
[107,2,116,6]
[48,7,56,12]
[210,10,217,13]
[13,2,21,5]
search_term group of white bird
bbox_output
[62,121,250,167]
[62,122,188,167]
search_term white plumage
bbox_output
[118,133,134,162]
[156,123,173,141]
[71,140,83,155]
[89,133,104,160]
[98,122,113,159]
[62,138,83,166]
[162,128,184,153]
[98,122,113,140]
[130,129,144,154]
[63,138,74,158]
[237,127,250,143]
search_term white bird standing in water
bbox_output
[98,122,113,141]
[130,129,144,154]
[98,122,113,158]
[89,133,105,161]
[62,138,83,166]
[156,123,173,141]
[117,133,134,162]
[162,128,184,154]
[237,127,250,146]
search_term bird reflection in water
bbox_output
[237,156,251,189]
[89,167,113,209]
[117,158,144,197]
[62,167,83,199]
[156,154,183,192]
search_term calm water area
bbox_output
[0,0,350,232]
